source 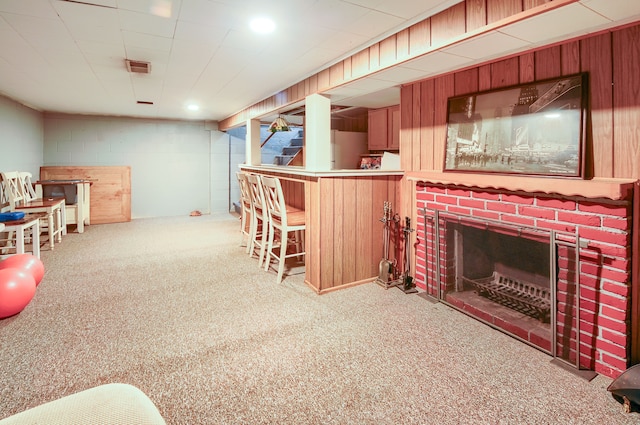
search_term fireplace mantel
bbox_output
[406,171,638,201]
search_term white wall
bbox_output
[43,114,230,218]
[0,95,43,176]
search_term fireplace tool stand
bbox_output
[375,201,401,289]
[399,216,418,294]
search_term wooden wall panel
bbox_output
[369,43,380,71]
[351,50,370,78]
[332,178,344,286]
[561,40,581,75]
[612,25,640,179]
[420,80,436,171]
[409,20,431,56]
[490,57,519,88]
[329,62,344,87]
[431,2,466,47]
[402,22,640,182]
[40,166,130,224]
[412,84,422,172]
[535,45,562,80]
[317,69,331,92]
[582,32,613,178]
[319,178,334,291]
[306,178,320,288]
[466,0,487,32]
[342,178,357,284]
[524,0,552,9]
[397,28,411,61]
[433,75,455,169]
[519,52,535,83]
[355,178,372,281]
[380,36,397,68]
[400,85,414,171]
[478,64,492,91]
[454,68,479,95]
[487,0,522,23]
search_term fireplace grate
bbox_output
[463,272,551,323]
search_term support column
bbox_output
[304,94,331,171]
[246,118,261,166]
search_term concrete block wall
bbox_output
[43,114,229,218]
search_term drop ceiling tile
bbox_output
[348,10,405,38]
[499,3,611,44]
[116,0,183,19]
[370,0,463,20]
[442,31,530,60]
[173,20,229,44]
[0,0,59,19]
[122,31,172,52]
[580,0,640,21]
[401,51,471,74]
[177,0,240,28]
[118,9,177,38]
[372,66,430,83]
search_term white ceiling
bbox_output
[0,0,461,121]
[0,0,638,124]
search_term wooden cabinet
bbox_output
[368,105,400,151]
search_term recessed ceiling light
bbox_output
[187,104,199,111]
[250,17,275,34]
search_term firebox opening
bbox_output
[443,222,554,352]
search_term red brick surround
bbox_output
[415,181,633,378]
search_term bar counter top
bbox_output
[240,165,404,178]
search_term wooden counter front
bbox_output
[240,166,403,293]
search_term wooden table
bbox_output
[36,180,91,233]
[14,198,66,250]
[0,213,46,259]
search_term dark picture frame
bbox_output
[443,73,588,177]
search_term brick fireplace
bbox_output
[411,173,637,379]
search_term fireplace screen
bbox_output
[421,209,582,369]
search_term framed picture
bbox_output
[360,154,382,169]
[443,73,587,177]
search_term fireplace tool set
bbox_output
[375,202,418,294]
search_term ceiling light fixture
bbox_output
[268,116,291,133]
[187,104,199,111]
[249,17,276,34]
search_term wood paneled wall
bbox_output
[306,175,401,293]
[218,0,569,130]
[399,23,640,182]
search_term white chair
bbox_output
[246,173,269,267]
[236,171,252,252]
[0,171,65,251]
[260,176,306,284]
[18,171,38,200]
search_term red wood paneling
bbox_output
[582,32,613,178]
[519,52,535,83]
[409,20,431,56]
[487,0,522,23]
[420,80,436,171]
[535,45,562,80]
[431,2,466,47]
[466,0,487,32]
[612,25,640,179]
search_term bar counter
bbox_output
[240,165,403,294]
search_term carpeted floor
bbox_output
[0,214,638,424]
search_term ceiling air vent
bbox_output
[126,59,151,74]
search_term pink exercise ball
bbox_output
[0,254,45,286]
[0,268,36,319]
